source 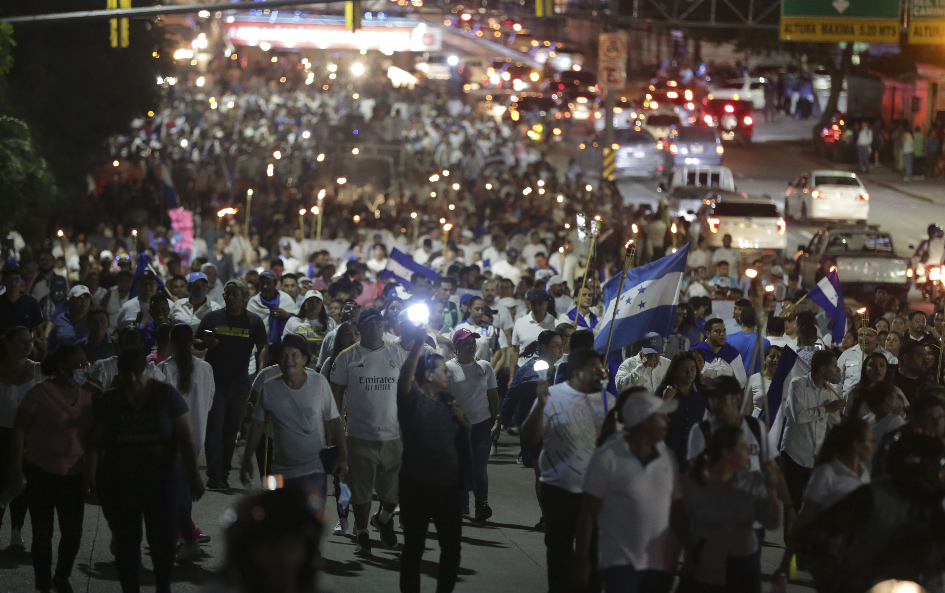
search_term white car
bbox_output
[701,192,786,252]
[785,170,870,222]
[635,111,681,142]
[708,77,766,110]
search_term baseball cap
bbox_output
[50,275,68,292]
[358,308,384,325]
[188,272,208,284]
[141,269,158,281]
[452,328,481,346]
[279,239,292,249]
[224,278,249,293]
[1,263,21,277]
[280,334,311,362]
[302,290,324,303]
[99,250,113,261]
[621,390,678,428]
[641,332,664,355]
[260,270,277,282]
[460,293,475,306]
[770,265,784,277]
[507,248,520,259]
[525,288,550,302]
[499,297,517,309]
[547,275,567,287]
[68,285,91,299]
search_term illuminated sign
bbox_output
[223,18,442,52]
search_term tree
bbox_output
[0,0,171,199]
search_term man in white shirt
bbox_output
[547,275,574,315]
[247,270,299,345]
[481,233,508,269]
[170,272,222,331]
[116,270,159,329]
[509,289,557,382]
[278,239,302,274]
[711,234,741,273]
[104,270,133,331]
[329,308,406,554]
[780,350,844,515]
[202,263,225,305]
[765,317,795,349]
[491,248,522,286]
[522,231,548,268]
[522,349,615,593]
[615,332,672,392]
[837,327,898,397]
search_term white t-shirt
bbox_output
[452,320,499,361]
[158,356,215,455]
[446,359,498,425]
[90,357,166,392]
[534,383,616,493]
[687,416,771,473]
[511,313,557,363]
[329,342,406,441]
[803,458,870,509]
[0,362,43,428]
[170,297,222,332]
[253,372,340,478]
[711,247,741,268]
[583,436,681,571]
[743,373,771,417]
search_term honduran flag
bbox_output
[764,345,812,454]
[806,270,846,345]
[378,248,440,287]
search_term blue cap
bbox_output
[260,270,277,282]
[188,272,208,284]
[156,237,169,246]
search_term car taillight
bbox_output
[612,143,620,150]
[704,115,713,125]
[724,104,735,113]
[777,218,786,235]
[716,145,724,155]
[650,101,659,109]
[858,192,869,201]
[669,143,678,155]
[931,266,942,281]
[667,91,678,99]
[744,116,753,125]
[686,102,695,110]
[811,190,823,199]
[907,268,914,278]
[707,217,720,233]
[594,112,602,119]
[613,107,623,113]
[656,141,663,150]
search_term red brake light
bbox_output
[858,192,869,201]
[724,104,735,113]
[707,217,720,233]
[777,218,786,235]
[716,145,724,155]
[743,116,753,125]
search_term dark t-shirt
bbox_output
[656,382,708,473]
[895,372,934,404]
[197,308,267,386]
[398,385,460,487]
[0,293,43,331]
[94,381,188,485]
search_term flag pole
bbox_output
[752,320,771,431]
[603,241,636,357]
[573,218,601,328]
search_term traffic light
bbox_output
[345,1,361,31]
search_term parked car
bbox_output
[784,170,870,222]
[700,99,754,144]
[795,225,910,300]
[700,192,786,254]
[664,126,724,169]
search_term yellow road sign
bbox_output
[602,147,616,182]
[780,16,899,42]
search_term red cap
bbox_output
[452,328,481,346]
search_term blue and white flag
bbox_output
[806,270,846,344]
[763,346,811,453]
[129,253,166,299]
[378,248,440,287]
[594,243,689,355]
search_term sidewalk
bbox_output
[862,164,945,204]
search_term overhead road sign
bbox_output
[223,15,442,52]
[909,0,945,44]
[780,0,901,42]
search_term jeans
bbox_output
[781,453,812,514]
[100,468,181,593]
[399,473,463,593]
[601,565,673,593]
[205,382,251,480]
[283,472,328,510]
[467,419,493,509]
[541,482,597,593]
[857,145,871,171]
[0,427,28,530]
[904,152,914,177]
[24,461,85,591]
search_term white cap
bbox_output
[499,297,517,309]
[100,250,114,261]
[534,269,553,281]
[621,391,678,428]
[547,275,567,287]
[302,290,324,303]
[68,285,91,299]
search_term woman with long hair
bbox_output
[9,345,95,593]
[158,324,217,560]
[668,302,702,359]
[845,352,907,418]
[885,330,903,358]
[87,347,204,593]
[283,290,335,366]
[681,425,781,593]
[0,326,42,548]
[320,321,361,381]
[655,351,705,472]
[774,418,872,583]
[743,346,781,417]
[854,381,907,447]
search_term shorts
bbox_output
[520,433,543,469]
[345,436,403,506]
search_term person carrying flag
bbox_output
[693,318,748,387]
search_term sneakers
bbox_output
[193,524,211,544]
[176,541,201,562]
[333,517,349,536]
[371,511,398,548]
[206,477,230,490]
[355,531,372,555]
[474,504,493,523]
[9,528,24,549]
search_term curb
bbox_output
[869,178,937,203]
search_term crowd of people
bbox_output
[3,48,945,593]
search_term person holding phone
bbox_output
[655,352,706,473]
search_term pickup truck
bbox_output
[660,165,736,220]
[700,192,786,254]
[795,226,910,300]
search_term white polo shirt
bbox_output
[170,297,222,331]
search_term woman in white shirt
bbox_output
[452,296,501,368]
[774,418,872,581]
[365,244,389,275]
[743,346,781,417]
[0,326,43,547]
[158,324,216,561]
[283,290,336,366]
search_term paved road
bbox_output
[0,438,816,592]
